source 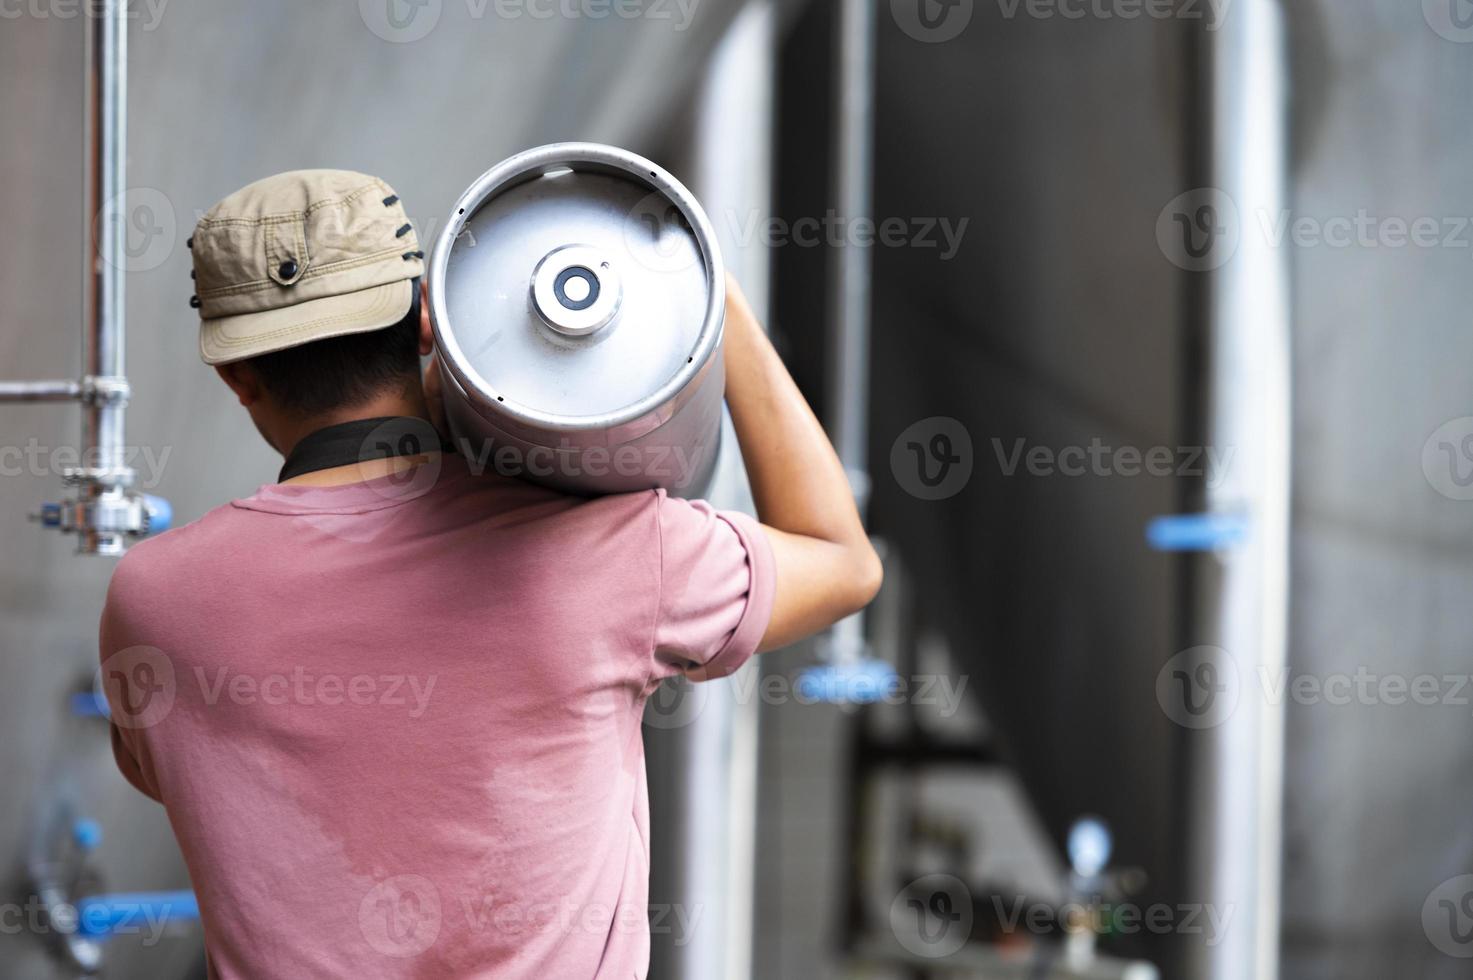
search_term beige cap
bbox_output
[189,170,425,365]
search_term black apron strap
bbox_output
[277,416,449,483]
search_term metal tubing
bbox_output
[83,0,128,483]
[1185,2,1292,978]
[828,0,876,488]
[0,380,83,403]
[816,0,880,674]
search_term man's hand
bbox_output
[722,275,883,653]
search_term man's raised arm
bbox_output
[722,277,883,653]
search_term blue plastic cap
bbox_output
[69,691,111,718]
[72,818,104,852]
[1146,513,1250,552]
[76,890,199,938]
[39,502,62,527]
[795,659,900,704]
[142,495,172,535]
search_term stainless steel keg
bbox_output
[427,143,726,497]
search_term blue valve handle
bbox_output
[1145,513,1250,552]
[795,659,899,704]
[69,690,111,718]
[71,818,104,852]
[76,891,199,938]
[142,494,172,535]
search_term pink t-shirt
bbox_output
[99,454,774,979]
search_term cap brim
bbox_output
[199,279,414,365]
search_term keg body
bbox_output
[428,143,726,497]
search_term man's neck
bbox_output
[274,388,428,458]
[274,388,437,487]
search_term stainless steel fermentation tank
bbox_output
[428,143,726,497]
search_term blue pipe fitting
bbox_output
[1146,513,1251,552]
[142,494,172,535]
[795,659,900,704]
[75,891,199,939]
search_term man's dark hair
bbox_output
[245,278,422,416]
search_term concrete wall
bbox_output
[1280,2,1473,977]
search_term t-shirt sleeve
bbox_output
[651,492,776,683]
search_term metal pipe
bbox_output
[817,0,879,675]
[0,0,153,557]
[1183,1,1292,978]
[83,0,129,482]
[0,380,83,402]
[828,0,876,491]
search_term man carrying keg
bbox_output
[99,168,881,978]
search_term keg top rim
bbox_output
[427,142,725,433]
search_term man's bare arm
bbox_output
[722,277,883,653]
